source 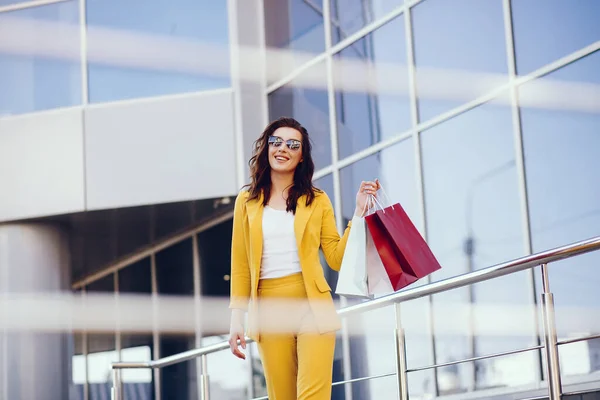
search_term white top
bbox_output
[260,206,302,279]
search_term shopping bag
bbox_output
[366,226,394,295]
[365,190,442,291]
[335,216,371,299]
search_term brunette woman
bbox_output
[228,117,379,399]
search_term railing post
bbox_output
[394,304,409,400]
[111,368,121,400]
[540,263,562,400]
[199,354,210,400]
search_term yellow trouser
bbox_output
[256,272,336,400]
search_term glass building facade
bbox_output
[0,0,599,399]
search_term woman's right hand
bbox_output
[229,310,246,360]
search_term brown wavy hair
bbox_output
[244,117,320,213]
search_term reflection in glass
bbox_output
[330,0,403,45]
[118,259,153,399]
[334,15,411,159]
[263,0,325,84]
[511,0,600,75]
[86,0,230,103]
[156,239,197,400]
[411,0,508,122]
[0,1,81,115]
[421,99,536,393]
[86,275,118,400]
[521,50,600,377]
[268,61,332,170]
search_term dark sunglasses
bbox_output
[268,135,301,151]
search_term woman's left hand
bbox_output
[355,179,381,216]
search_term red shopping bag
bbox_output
[365,202,442,291]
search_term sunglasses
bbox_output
[268,135,301,151]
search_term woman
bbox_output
[228,117,379,399]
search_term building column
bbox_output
[0,223,71,400]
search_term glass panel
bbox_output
[0,1,81,116]
[339,138,418,230]
[155,239,197,400]
[314,173,334,199]
[420,98,537,393]
[86,275,118,400]
[558,339,600,381]
[198,219,233,299]
[342,374,402,400]
[511,0,600,75]
[202,335,251,399]
[411,0,508,122]
[263,0,325,84]
[330,0,404,45]
[268,60,332,170]
[154,201,194,240]
[86,0,230,103]
[116,206,152,257]
[118,258,153,400]
[520,51,600,368]
[334,15,411,159]
[0,0,30,5]
[346,305,397,381]
[159,336,198,400]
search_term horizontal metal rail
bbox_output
[112,235,600,371]
[407,344,544,373]
[557,333,600,346]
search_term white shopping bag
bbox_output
[335,216,372,299]
[366,227,394,295]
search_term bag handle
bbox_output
[360,192,386,217]
[358,179,394,217]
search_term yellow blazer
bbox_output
[229,189,352,341]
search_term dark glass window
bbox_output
[86,0,230,102]
[0,1,81,115]
[198,220,233,299]
[268,60,332,170]
[420,98,537,392]
[155,239,198,400]
[118,258,154,400]
[411,0,508,122]
[521,50,600,378]
[511,0,600,75]
[334,15,411,159]
[264,0,325,84]
[330,0,404,45]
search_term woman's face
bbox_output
[267,127,303,175]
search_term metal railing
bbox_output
[111,235,600,400]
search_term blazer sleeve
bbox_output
[319,192,352,272]
[229,192,251,311]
